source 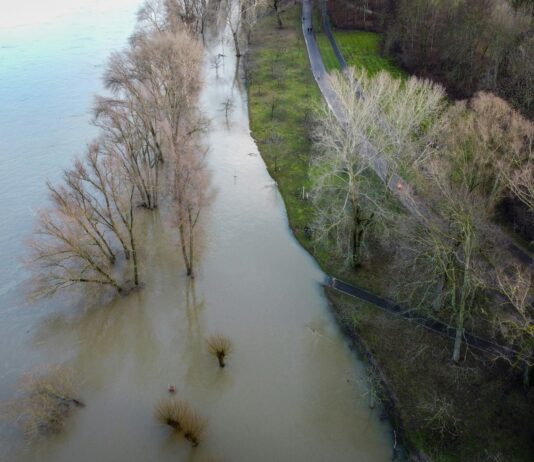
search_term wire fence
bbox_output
[327,276,529,362]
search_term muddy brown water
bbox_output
[0,2,393,460]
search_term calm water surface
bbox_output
[0,2,393,460]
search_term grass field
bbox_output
[246,5,318,259]
[316,34,339,71]
[316,26,405,78]
[335,31,405,77]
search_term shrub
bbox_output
[154,398,206,447]
[206,334,233,368]
[0,365,83,438]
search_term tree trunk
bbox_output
[352,226,364,268]
[453,229,472,362]
[452,326,464,362]
[523,362,531,389]
[188,209,195,279]
[274,0,283,28]
[432,275,444,311]
[351,203,365,268]
[178,222,192,277]
[232,31,241,57]
[130,235,139,286]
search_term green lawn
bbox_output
[316,34,339,72]
[316,28,406,78]
[335,31,405,77]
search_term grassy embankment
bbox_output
[247,4,534,461]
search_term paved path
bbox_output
[327,276,523,360]
[301,0,345,121]
[320,3,347,70]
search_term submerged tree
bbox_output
[1,365,83,438]
[29,142,141,297]
[67,143,141,286]
[225,0,268,58]
[135,0,209,37]
[28,0,209,297]
[154,398,206,447]
[100,27,203,209]
[206,334,233,367]
[168,140,211,278]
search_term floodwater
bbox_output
[0,1,393,460]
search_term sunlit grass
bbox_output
[316,34,339,71]
[316,27,405,79]
[336,31,405,78]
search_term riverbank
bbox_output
[246,3,534,461]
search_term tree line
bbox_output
[28,0,209,297]
[311,68,534,385]
[327,0,534,119]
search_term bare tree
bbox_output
[272,0,283,28]
[310,97,390,269]
[29,142,142,297]
[206,333,233,367]
[265,126,283,172]
[100,29,203,209]
[393,91,533,363]
[135,0,209,36]
[168,139,211,278]
[64,143,141,287]
[311,68,444,269]
[494,264,534,388]
[399,143,497,362]
[327,68,446,183]
[1,365,83,438]
[225,0,268,58]
[210,53,224,78]
[94,97,161,210]
[226,0,244,58]
[445,92,534,212]
[28,1,207,297]
[29,203,124,297]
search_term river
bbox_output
[0,1,393,460]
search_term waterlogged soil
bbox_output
[0,3,393,461]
